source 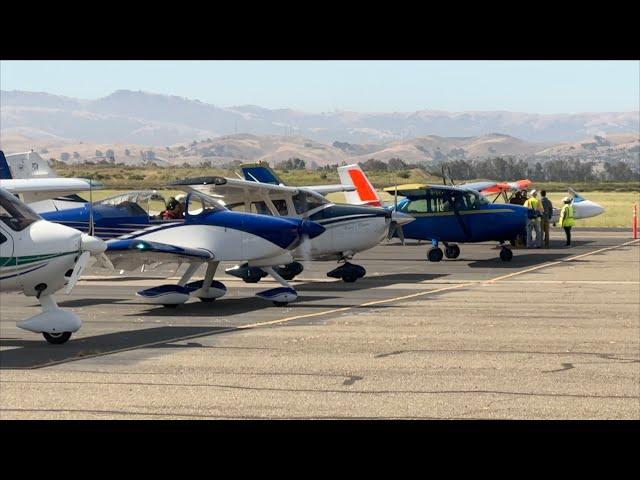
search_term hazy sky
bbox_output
[1,60,638,114]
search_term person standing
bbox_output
[539,190,553,248]
[523,189,543,248]
[559,196,575,247]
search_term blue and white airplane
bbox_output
[39,188,325,307]
[340,168,529,262]
[176,165,413,283]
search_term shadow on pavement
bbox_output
[0,325,237,369]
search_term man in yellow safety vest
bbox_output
[523,189,543,248]
[559,196,575,247]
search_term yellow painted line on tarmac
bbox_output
[27,238,639,370]
[485,239,639,284]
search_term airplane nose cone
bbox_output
[391,211,414,226]
[299,220,325,239]
[80,233,107,254]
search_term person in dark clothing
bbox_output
[539,190,553,248]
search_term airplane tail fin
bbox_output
[240,162,284,185]
[337,164,382,206]
[0,151,12,179]
[568,187,585,203]
[1,151,56,179]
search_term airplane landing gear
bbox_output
[225,263,268,283]
[326,262,366,283]
[42,331,72,344]
[444,244,460,259]
[274,262,304,281]
[499,246,513,262]
[427,247,444,262]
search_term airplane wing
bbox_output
[170,176,301,205]
[304,184,355,194]
[0,178,102,203]
[460,179,532,195]
[237,162,354,196]
[103,238,214,271]
[383,184,430,198]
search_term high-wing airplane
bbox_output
[172,173,413,283]
[438,169,605,223]
[0,150,102,210]
[0,187,106,344]
[338,167,528,262]
[40,189,325,307]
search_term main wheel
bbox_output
[198,297,216,303]
[42,331,72,344]
[444,245,460,259]
[242,275,262,284]
[342,273,358,283]
[427,247,444,262]
[500,248,513,262]
[273,301,288,307]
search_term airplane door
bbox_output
[0,225,14,267]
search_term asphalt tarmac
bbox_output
[1,229,638,419]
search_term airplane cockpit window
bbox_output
[97,190,160,218]
[0,189,41,231]
[292,190,328,214]
[185,192,225,217]
[401,198,428,213]
[460,190,488,210]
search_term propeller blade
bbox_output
[95,252,114,270]
[65,251,91,294]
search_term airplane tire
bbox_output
[445,245,460,259]
[500,248,513,262]
[273,301,288,307]
[427,247,444,262]
[42,332,72,345]
[163,304,179,308]
[243,276,262,284]
[342,273,358,283]
[199,297,216,302]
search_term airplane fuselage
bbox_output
[395,200,528,243]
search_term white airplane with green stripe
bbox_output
[0,188,106,344]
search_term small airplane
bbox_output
[0,187,106,344]
[339,168,528,262]
[439,168,605,223]
[174,165,413,283]
[40,188,326,307]
[0,150,103,210]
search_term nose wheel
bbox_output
[499,246,513,262]
[42,331,72,344]
[427,247,444,262]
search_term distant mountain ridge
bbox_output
[2,89,638,146]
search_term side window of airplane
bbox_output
[292,192,326,214]
[425,190,456,213]
[251,201,271,215]
[0,231,6,244]
[402,199,428,213]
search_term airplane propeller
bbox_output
[65,177,107,294]
[387,183,407,245]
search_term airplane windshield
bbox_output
[186,191,226,217]
[292,190,328,214]
[0,188,41,231]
